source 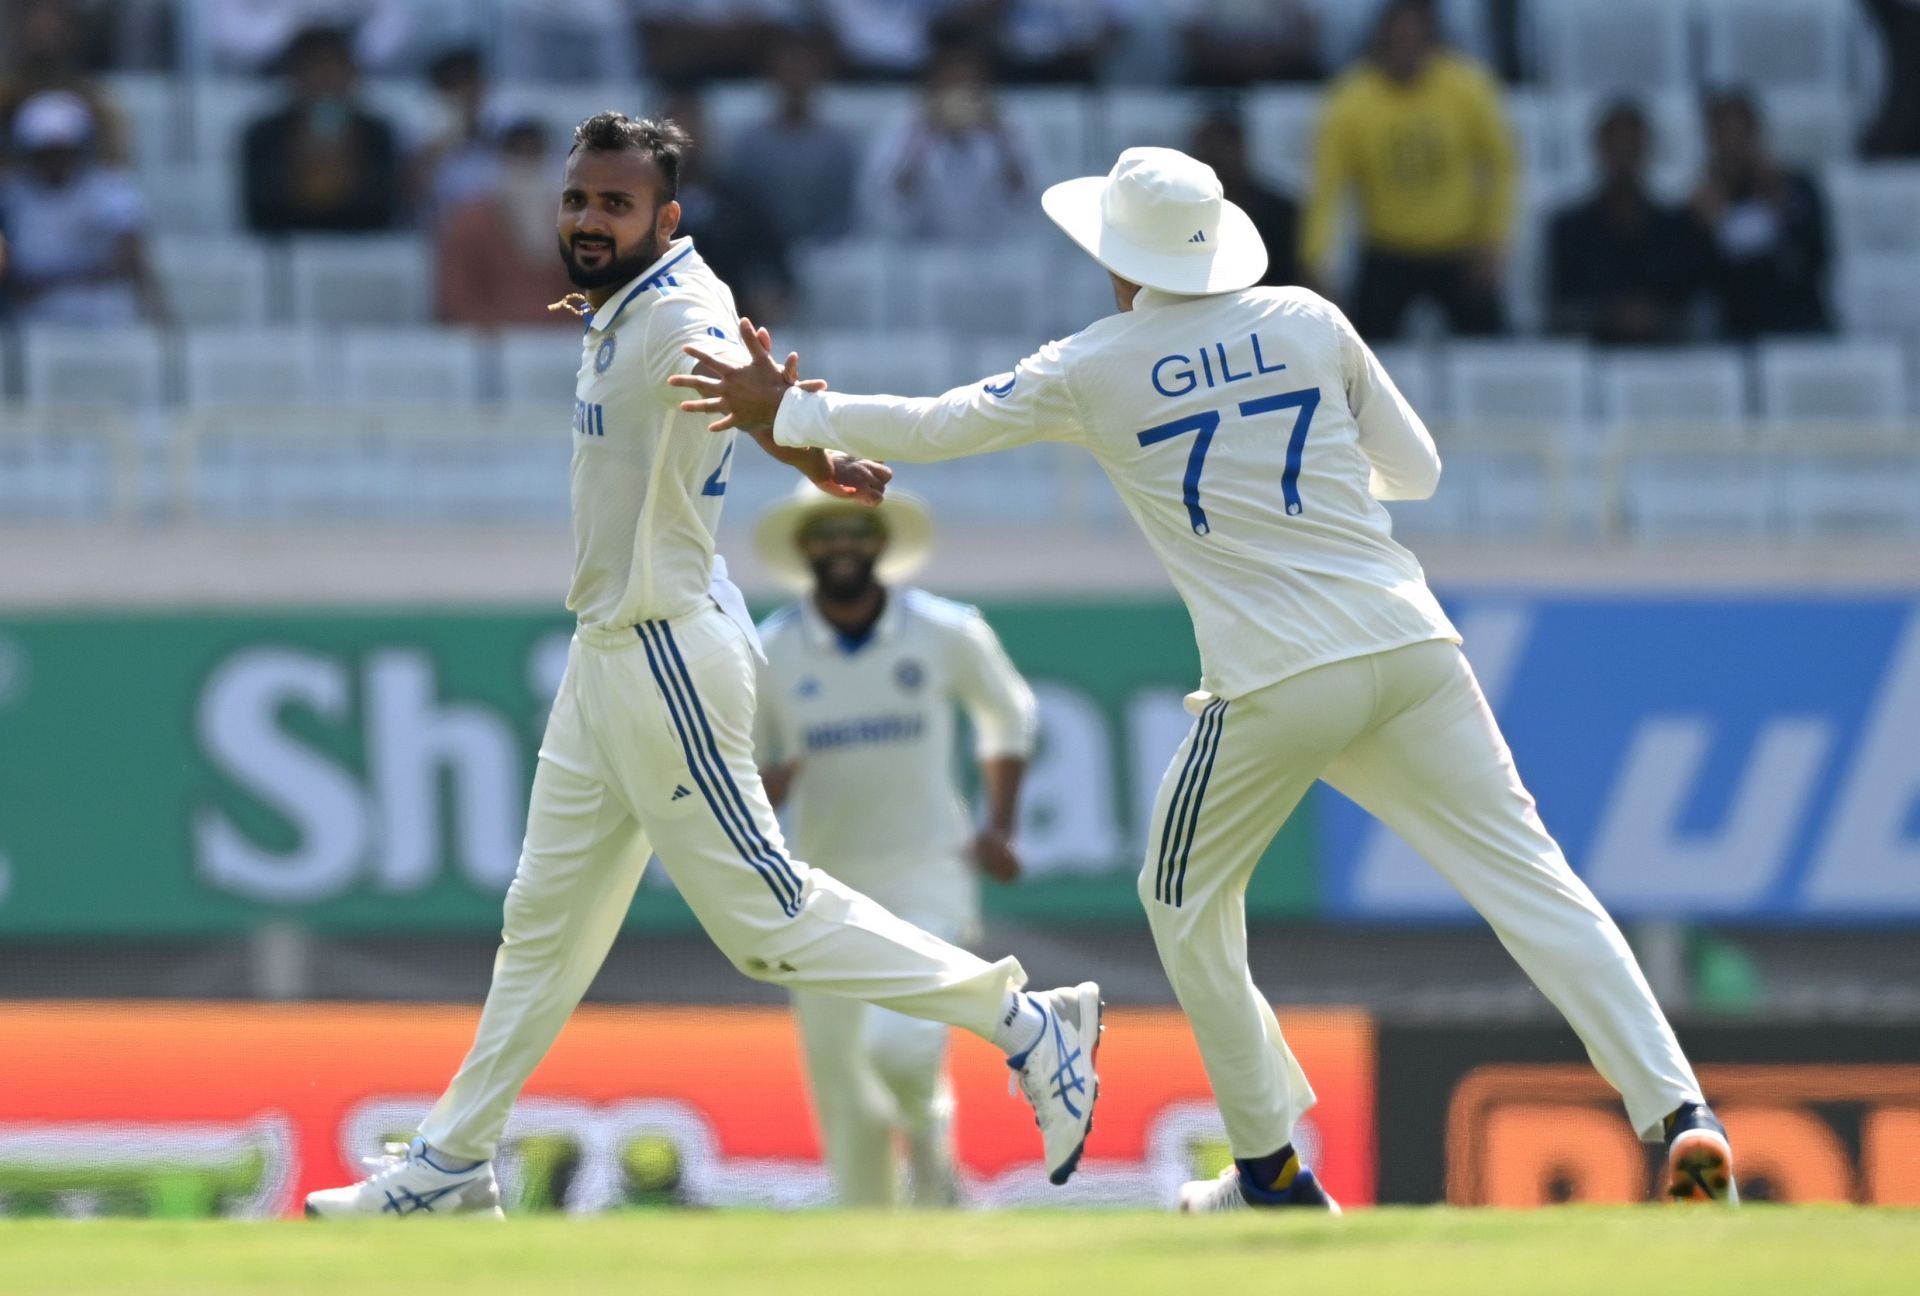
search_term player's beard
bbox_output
[811,554,879,605]
[559,227,662,290]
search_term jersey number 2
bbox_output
[702,443,733,497]
[1136,387,1321,534]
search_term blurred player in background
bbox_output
[674,146,1737,1215]
[304,113,1100,1219]
[754,485,1037,1206]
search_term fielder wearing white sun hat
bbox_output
[1041,146,1268,296]
[754,479,934,591]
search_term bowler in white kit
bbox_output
[304,114,1101,1219]
[754,485,1038,1206]
[674,146,1739,1212]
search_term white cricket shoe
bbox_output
[1007,981,1103,1185]
[1178,1165,1341,1214]
[304,1137,504,1219]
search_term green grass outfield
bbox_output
[4,1208,1917,1296]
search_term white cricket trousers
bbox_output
[1142,639,1702,1158]
[419,606,1024,1162]
[791,912,966,1207]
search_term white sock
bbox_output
[991,990,1046,1058]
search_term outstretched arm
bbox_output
[703,322,893,505]
[671,318,1086,464]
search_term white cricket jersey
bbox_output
[568,237,752,631]
[754,588,1037,930]
[774,286,1460,701]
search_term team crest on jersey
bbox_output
[594,334,618,374]
[894,659,925,693]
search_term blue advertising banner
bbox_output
[1321,598,1920,921]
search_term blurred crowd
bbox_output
[0,0,1915,346]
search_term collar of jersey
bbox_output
[586,237,697,334]
[801,587,905,654]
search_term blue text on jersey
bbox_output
[1151,333,1288,399]
[574,400,606,437]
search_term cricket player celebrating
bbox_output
[672,147,1737,1212]
[305,114,1100,1219]
[753,485,1038,1206]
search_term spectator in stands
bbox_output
[662,87,794,323]
[493,0,637,83]
[0,0,129,167]
[1179,0,1320,86]
[411,46,496,221]
[1862,0,1920,158]
[435,116,573,330]
[944,0,1113,82]
[1547,102,1701,346]
[242,25,402,235]
[1189,107,1299,288]
[204,0,415,74]
[637,0,801,82]
[862,36,1036,242]
[818,0,941,79]
[1690,88,1831,341]
[726,36,860,246]
[1302,0,1514,339]
[0,90,164,325]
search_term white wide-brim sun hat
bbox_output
[754,481,934,591]
[1042,146,1268,297]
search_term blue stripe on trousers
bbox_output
[1155,698,1223,905]
[638,622,800,915]
[1172,702,1227,908]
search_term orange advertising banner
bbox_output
[0,1002,1374,1216]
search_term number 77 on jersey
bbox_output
[1137,387,1322,535]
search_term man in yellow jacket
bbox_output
[1302,0,1514,338]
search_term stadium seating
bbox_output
[1445,342,1592,431]
[180,327,330,405]
[286,236,433,327]
[1527,0,1696,92]
[1699,0,1861,94]
[151,236,275,328]
[1757,339,1909,423]
[1599,348,1751,430]
[335,328,489,404]
[1827,165,1920,258]
[21,326,170,407]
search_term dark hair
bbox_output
[569,112,690,200]
[1596,98,1649,140]
[1703,87,1762,131]
[281,23,353,72]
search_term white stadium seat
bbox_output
[152,235,276,327]
[805,329,960,398]
[1000,89,1096,186]
[890,243,1053,342]
[1756,339,1909,423]
[1700,0,1857,93]
[101,73,185,180]
[1599,348,1750,429]
[287,236,432,326]
[1528,0,1695,92]
[181,327,329,405]
[335,329,488,404]
[1826,165,1920,258]
[1445,342,1592,428]
[1096,89,1208,165]
[1243,87,1322,190]
[1370,345,1445,420]
[1835,255,1920,339]
[187,77,280,167]
[146,160,241,235]
[792,242,893,331]
[1755,88,1855,171]
[497,327,587,406]
[22,326,170,407]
